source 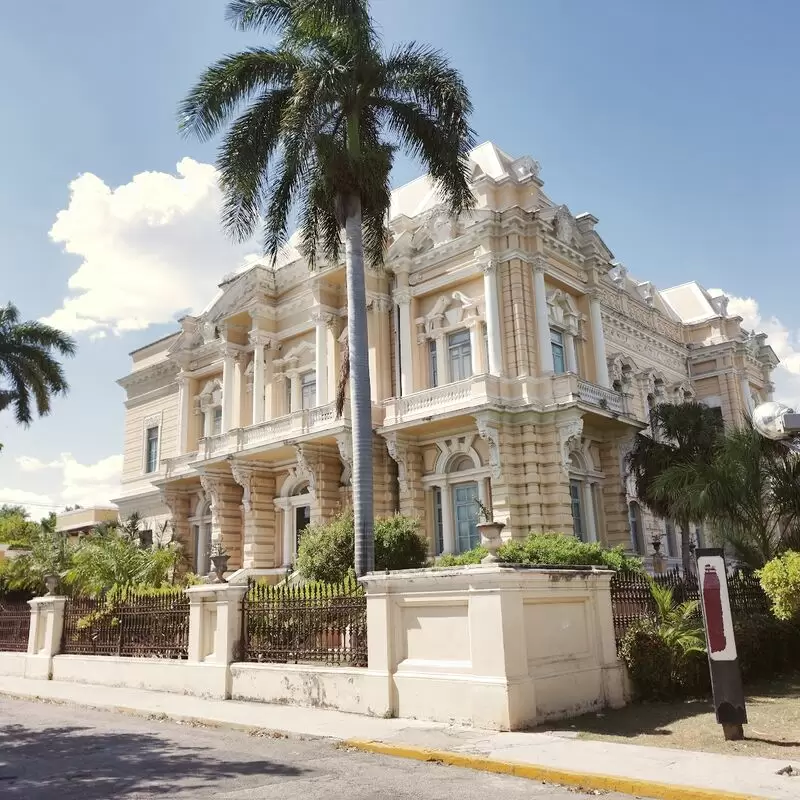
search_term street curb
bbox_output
[343,739,762,800]
[0,690,766,800]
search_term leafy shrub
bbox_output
[296,510,429,582]
[64,534,179,597]
[437,547,487,566]
[733,614,800,683]
[435,532,641,571]
[374,515,429,571]
[758,551,800,620]
[619,580,708,700]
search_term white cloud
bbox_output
[713,290,800,409]
[0,488,57,519]
[13,453,123,510]
[43,158,259,336]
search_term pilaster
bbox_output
[230,462,277,569]
[199,471,244,570]
[160,487,193,570]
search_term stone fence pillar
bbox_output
[26,596,67,679]
[185,583,248,698]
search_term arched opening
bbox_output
[447,454,479,552]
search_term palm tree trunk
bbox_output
[344,198,374,577]
[680,521,692,576]
[345,112,375,578]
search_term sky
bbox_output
[1,0,799,518]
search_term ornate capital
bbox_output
[248,329,272,348]
[392,288,412,306]
[533,254,548,275]
[479,259,498,276]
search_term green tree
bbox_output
[0,506,39,548]
[653,423,800,568]
[0,303,76,425]
[180,0,474,576]
[627,402,723,574]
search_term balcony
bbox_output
[383,375,506,427]
[163,402,385,476]
[576,378,625,415]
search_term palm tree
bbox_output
[652,422,800,568]
[180,0,474,576]
[0,303,76,425]
[627,402,723,575]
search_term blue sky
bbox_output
[1,0,799,515]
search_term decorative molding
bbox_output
[557,417,584,475]
[294,445,318,494]
[474,415,501,479]
[198,473,222,529]
[335,433,353,487]
[383,433,408,494]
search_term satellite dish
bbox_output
[753,401,795,441]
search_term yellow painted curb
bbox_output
[344,739,762,800]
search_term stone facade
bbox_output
[113,142,778,576]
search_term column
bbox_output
[564,332,577,374]
[314,312,329,406]
[478,477,490,507]
[395,290,414,395]
[435,334,448,385]
[281,504,293,566]
[176,375,192,453]
[251,337,266,424]
[221,348,236,432]
[740,378,753,414]
[534,261,554,374]
[290,373,301,412]
[482,261,503,376]
[589,292,610,387]
[441,483,456,554]
[203,406,214,438]
[583,481,598,543]
[468,319,482,376]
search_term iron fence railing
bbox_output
[611,568,771,643]
[0,598,31,652]
[242,580,367,667]
[60,588,189,659]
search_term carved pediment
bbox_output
[421,290,481,335]
[546,288,579,331]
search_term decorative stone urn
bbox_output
[209,554,230,583]
[477,521,505,563]
[44,574,59,596]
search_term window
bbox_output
[429,340,438,387]
[285,380,293,413]
[551,329,566,374]
[434,488,444,555]
[665,519,677,556]
[453,482,479,552]
[570,479,584,541]
[139,529,153,549]
[301,372,316,410]
[145,426,159,473]
[629,502,645,554]
[212,407,223,435]
[448,330,472,382]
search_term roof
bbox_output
[660,282,726,324]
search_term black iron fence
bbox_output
[60,588,189,659]
[242,580,367,667]
[0,598,31,652]
[611,568,771,643]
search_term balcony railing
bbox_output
[384,375,502,427]
[163,451,198,479]
[577,379,625,415]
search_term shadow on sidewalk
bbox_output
[0,720,306,799]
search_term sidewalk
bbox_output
[0,676,797,800]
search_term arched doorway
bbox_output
[189,495,212,576]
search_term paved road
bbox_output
[0,696,633,799]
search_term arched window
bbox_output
[191,500,212,577]
[449,455,474,473]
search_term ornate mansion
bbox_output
[115,142,778,576]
